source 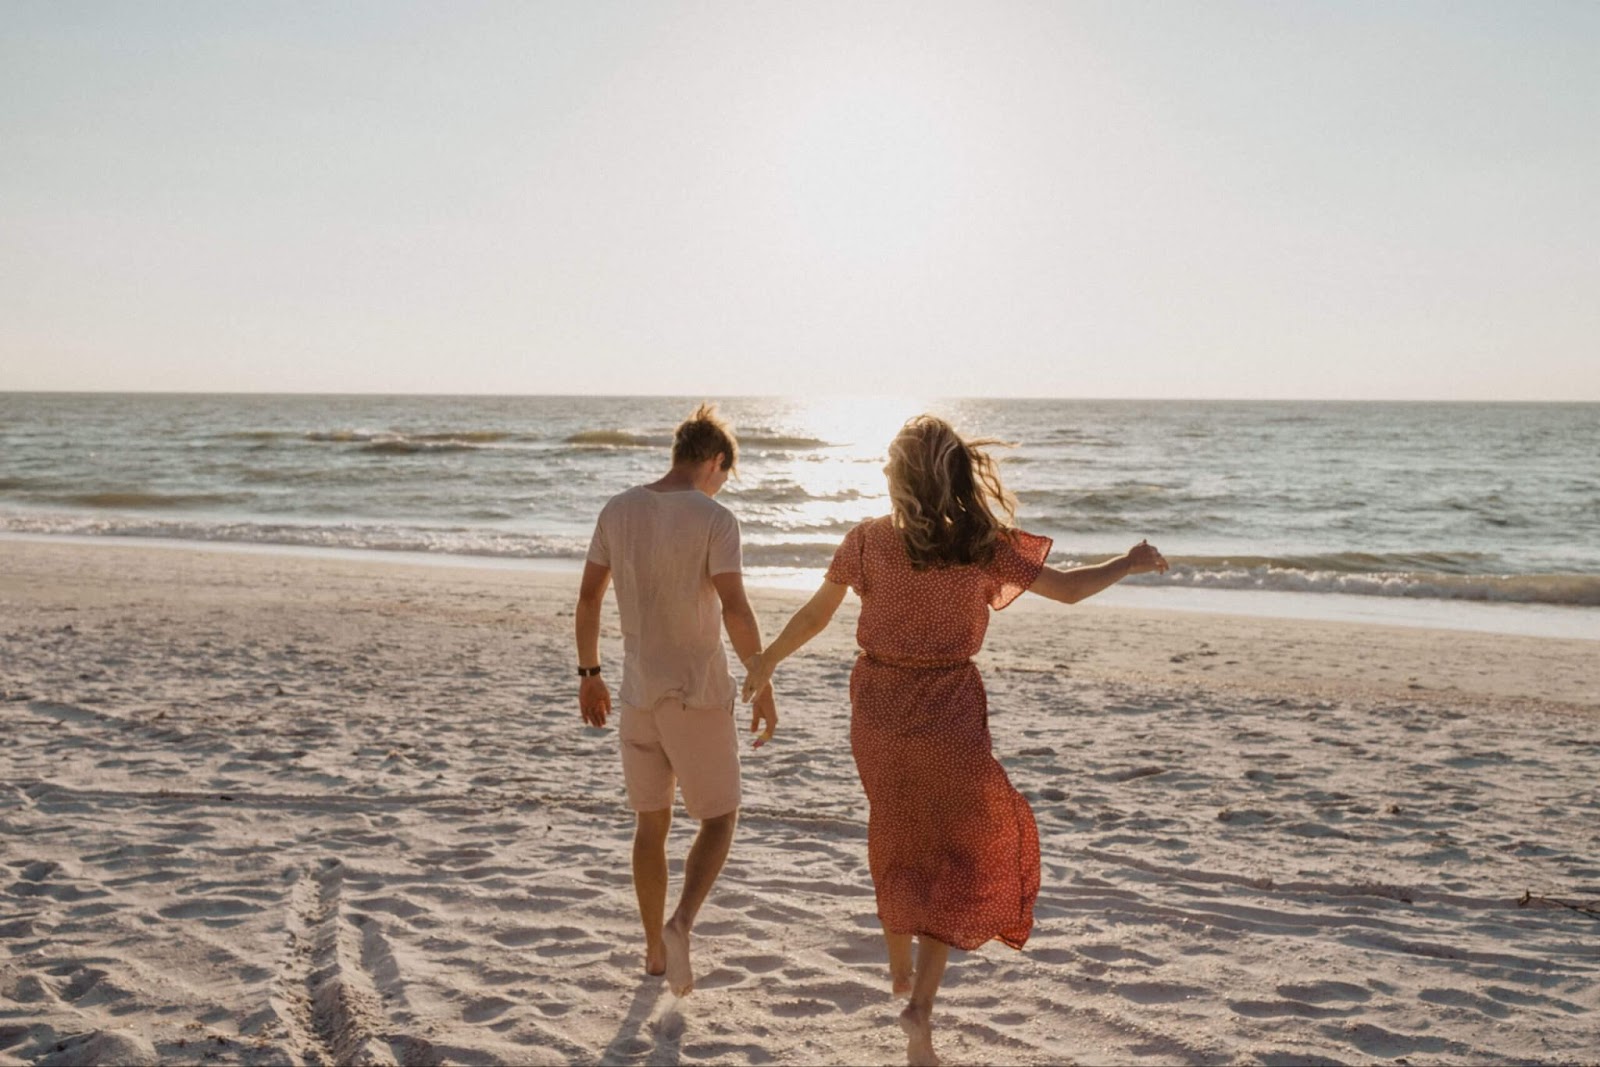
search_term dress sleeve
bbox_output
[989,528,1052,610]
[825,522,867,594]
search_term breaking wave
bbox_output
[564,429,830,450]
[2,511,1595,607]
[1116,555,1600,607]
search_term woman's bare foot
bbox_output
[890,967,913,998]
[898,1002,938,1066]
[645,938,667,977]
[662,917,693,996]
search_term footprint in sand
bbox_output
[1276,980,1371,1004]
[494,924,580,947]
[462,996,516,1023]
[157,897,265,920]
[726,953,785,974]
[771,998,835,1018]
[1113,981,1210,1005]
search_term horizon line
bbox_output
[1,388,1596,404]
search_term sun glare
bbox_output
[792,395,927,462]
[727,396,926,556]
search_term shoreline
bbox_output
[2,536,1594,714]
[3,530,1596,642]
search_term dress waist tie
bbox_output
[861,651,973,671]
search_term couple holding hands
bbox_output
[575,404,1167,1066]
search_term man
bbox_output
[574,402,777,997]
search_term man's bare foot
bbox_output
[662,918,693,996]
[898,1002,938,1067]
[645,939,667,977]
[890,968,912,998]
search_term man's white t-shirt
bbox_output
[586,486,742,710]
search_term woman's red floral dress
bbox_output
[826,516,1052,950]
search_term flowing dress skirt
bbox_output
[850,657,1040,951]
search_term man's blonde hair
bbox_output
[672,402,738,473]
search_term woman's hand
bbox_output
[1125,539,1170,575]
[741,650,775,703]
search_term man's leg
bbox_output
[633,808,672,975]
[661,808,737,996]
[618,700,677,977]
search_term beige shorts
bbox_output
[619,698,741,820]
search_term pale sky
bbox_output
[3,1,1596,400]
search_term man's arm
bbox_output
[711,570,762,664]
[576,561,612,727]
[710,570,777,747]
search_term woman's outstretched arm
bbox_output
[1028,540,1169,604]
[740,579,848,702]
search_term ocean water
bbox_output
[2,393,1597,635]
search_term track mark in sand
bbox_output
[1099,765,1168,783]
[279,860,437,1066]
[305,861,395,1064]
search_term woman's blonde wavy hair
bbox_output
[885,415,1018,569]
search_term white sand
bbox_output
[2,539,1597,1066]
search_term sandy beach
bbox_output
[2,537,1597,1066]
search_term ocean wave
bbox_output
[295,429,522,449]
[754,545,1600,606]
[742,433,831,450]
[727,483,865,506]
[1111,555,1600,606]
[1156,551,1502,575]
[358,439,480,455]
[742,541,845,568]
[1060,484,1175,509]
[49,491,254,510]
[304,430,375,443]
[235,466,368,485]
[565,430,674,448]
[4,510,1595,607]
[1048,439,1120,449]
[409,431,516,443]
[1017,482,1191,511]
[0,512,587,559]
[564,429,830,451]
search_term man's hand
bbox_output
[750,685,777,749]
[579,674,612,728]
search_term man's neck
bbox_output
[645,467,702,494]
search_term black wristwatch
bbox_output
[577,665,602,678]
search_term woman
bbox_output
[741,415,1168,1067]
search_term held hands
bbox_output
[740,650,775,704]
[742,651,778,749]
[1125,539,1170,575]
[578,674,612,728]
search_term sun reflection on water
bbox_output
[726,395,928,583]
[786,395,928,461]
